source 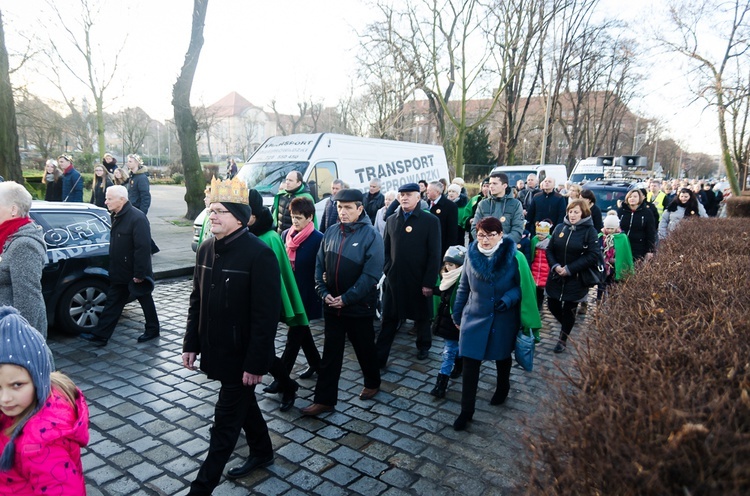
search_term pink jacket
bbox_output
[0,387,89,495]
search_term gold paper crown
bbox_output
[208,176,248,205]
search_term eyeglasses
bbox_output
[208,209,231,216]
[476,232,499,240]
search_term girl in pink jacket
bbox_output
[0,306,89,495]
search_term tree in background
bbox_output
[45,0,125,160]
[172,0,208,220]
[111,107,151,156]
[659,0,750,194]
[16,91,63,160]
[462,126,495,166]
[0,10,23,182]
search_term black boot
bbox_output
[450,357,463,379]
[429,374,449,399]
[490,358,512,405]
[553,331,568,354]
[453,410,474,431]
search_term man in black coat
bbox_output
[182,179,281,492]
[80,185,159,346]
[425,180,458,257]
[363,178,385,224]
[526,177,567,235]
[377,183,442,366]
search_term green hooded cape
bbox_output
[256,230,309,327]
[515,251,543,342]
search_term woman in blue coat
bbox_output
[452,217,521,431]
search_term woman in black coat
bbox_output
[280,197,323,379]
[580,189,603,233]
[617,189,656,261]
[546,199,601,353]
[44,159,63,201]
[90,164,113,208]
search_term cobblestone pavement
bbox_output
[48,277,581,495]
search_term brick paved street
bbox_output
[48,277,579,495]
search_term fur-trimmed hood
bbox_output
[467,236,516,282]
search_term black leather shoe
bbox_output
[263,380,279,394]
[453,411,474,431]
[417,349,429,360]
[553,341,566,354]
[137,332,159,343]
[80,333,108,347]
[298,366,317,379]
[226,454,274,480]
[280,381,299,412]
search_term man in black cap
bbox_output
[377,182,442,365]
[182,178,281,491]
[80,185,159,346]
[300,188,384,416]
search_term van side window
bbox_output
[308,161,337,202]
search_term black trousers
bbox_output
[376,316,431,367]
[280,325,321,373]
[547,298,579,340]
[188,382,273,494]
[93,283,159,340]
[314,314,381,406]
[460,357,512,414]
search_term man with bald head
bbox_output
[526,177,567,235]
[80,185,159,346]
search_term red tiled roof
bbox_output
[208,92,258,118]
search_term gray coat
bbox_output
[658,203,707,239]
[472,192,525,243]
[452,237,521,361]
[0,222,48,336]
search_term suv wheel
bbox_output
[57,279,109,335]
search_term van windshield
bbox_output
[236,161,309,196]
[570,173,603,183]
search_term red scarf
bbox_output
[285,221,314,270]
[0,217,32,254]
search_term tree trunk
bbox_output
[95,95,105,157]
[172,0,209,220]
[716,83,741,196]
[0,12,23,183]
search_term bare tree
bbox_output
[659,0,750,193]
[44,0,125,160]
[15,91,64,159]
[270,99,308,135]
[0,10,22,181]
[172,0,208,219]
[193,102,221,161]
[112,107,151,155]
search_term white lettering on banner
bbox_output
[354,155,436,184]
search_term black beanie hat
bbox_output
[222,202,252,227]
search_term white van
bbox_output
[570,156,648,184]
[490,164,568,190]
[192,133,450,250]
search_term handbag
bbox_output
[514,329,535,372]
[580,264,604,287]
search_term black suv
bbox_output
[30,201,111,334]
[582,180,643,219]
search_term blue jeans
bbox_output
[439,339,459,375]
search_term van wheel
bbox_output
[56,279,109,335]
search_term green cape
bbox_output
[598,232,635,281]
[515,251,543,342]
[256,230,309,327]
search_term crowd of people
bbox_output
[1,160,724,493]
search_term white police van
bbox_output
[192,133,450,250]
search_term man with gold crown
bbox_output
[182,177,282,492]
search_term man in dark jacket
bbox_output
[363,178,385,224]
[80,185,159,346]
[425,180,458,257]
[300,189,384,416]
[517,173,539,214]
[319,179,347,233]
[273,171,317,233]
[377,183,442,366]
[182,179,281,491]
[526,177,567,235]
[58,154,83,202]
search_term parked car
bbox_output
[582,180,640,219]
[30,201,111,334]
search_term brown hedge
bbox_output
[524,217,750,496]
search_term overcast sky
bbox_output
[0,0,726,155]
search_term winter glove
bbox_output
[494,300,508,313]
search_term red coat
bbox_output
[530,247,550,287]
[0,387,89,495]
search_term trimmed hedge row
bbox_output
[525,217,750,495]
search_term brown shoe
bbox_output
[359,387,379,401]
[299,403,334,416]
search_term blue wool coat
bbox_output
[452,237,521,361]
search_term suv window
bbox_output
[308,161,337,201]
[31,212,110,261]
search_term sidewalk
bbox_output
[147,185,197,279]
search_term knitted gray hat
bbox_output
[0,306,52,471]
[443,245,467,266]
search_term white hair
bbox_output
[107,185,129,200]
[451,177,465,187]
[0,181,33,216]
[384,190,397,201]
